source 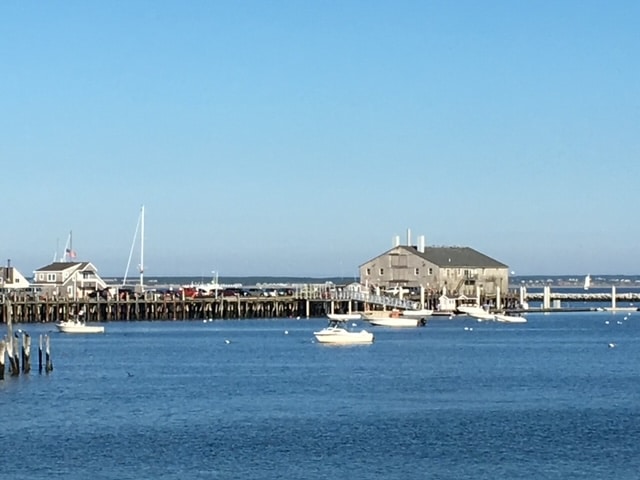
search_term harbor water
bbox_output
[2,312,640,479]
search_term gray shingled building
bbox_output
[359,239,509,298]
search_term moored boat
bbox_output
[494,313,527,324]
[457,305,495,321]
[56,318,105,334]
[400,308,433,319]
[327,313,362,322]
[361,311,425,327]
[313,319,374,344]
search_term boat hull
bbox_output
[362,314,423,327]
[401,309,433,319]
[313,327,374,344]
[327,313,362,321]
[56,322,105,334]
[494,314,527,323]
[457,306,495,321]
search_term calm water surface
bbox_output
[2,312,640,479]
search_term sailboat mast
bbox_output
[139,205,144,290]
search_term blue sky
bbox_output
[1,1,638,277]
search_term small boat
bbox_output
[313,320,374,345]
[327,313,362,321]
[494,313,527,324]
[400,308,433,319]
[56,317,105,334]
[361,311,426,327]
[457,305,495,321]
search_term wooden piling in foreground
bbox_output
[45,335,53,373]
[6,334,19,376]
[22,332,31,374]
[38,334,43,374]
[0,339,5,380]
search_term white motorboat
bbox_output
[494,313,527,324]
[313,320,374,344]
[327,313,362,321]
[361,311,425,327]
[56,318,105,334]
[457,305,495,321]
[400,308,433,319]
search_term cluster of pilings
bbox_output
[0,331,53,380]
[1,299,53,380]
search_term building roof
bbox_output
[36,262,91,272]
[398,245,508,269]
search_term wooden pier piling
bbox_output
[45,335,53,373]
[7,335,19,376]
[0,339,5,380]
[38,334,43,374]
[22,332,31,374]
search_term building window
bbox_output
[379,268,384,275]
[366,268,371,276]
[414,268,419,275]
[428,268,433,275]
[47,273,56,282]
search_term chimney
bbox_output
[418,235,425,253]
[5,258,13,284]
[407,228,411,246]
[393,235,400,247]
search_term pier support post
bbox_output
[22,332,31,374]
[306,299,310,319]
[45,335,53,373]
[543,285,551,310]
[7,335,19,376]
[38,335,43,374]
[611,285,617,310]
[0,340,5,380]
[496,286,501,311]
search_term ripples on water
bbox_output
[2,312,640,479]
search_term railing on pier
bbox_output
[296,287,420,310]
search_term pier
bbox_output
[0,286,637,324]
[0,288,445,324]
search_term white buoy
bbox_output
[284,330,289,335]
[608,343,616,348]
[225,339,230,344]
[605,321,610,325]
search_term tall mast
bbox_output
[139,205,144,290]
